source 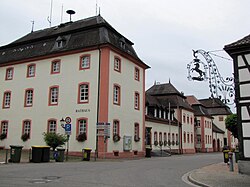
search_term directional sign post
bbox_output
[63,116,72,161]
[65,123,72,135]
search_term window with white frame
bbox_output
[135,67,140,81]
[23,120,31,138]
[78,119,87,135]
[78,83,89,103]
[113,85,120,105]
[49,86,59,105]
[51,60,60,74]
[197,135,201,144]
[27,64,35,77]
[113,120,119,135]
[1,121,8,135]
[3,91,11,108]
[197,120,200,127]
[5,68,13,80]
[80,55,90,69]
[154,132,158,142]
[159,132,163,142]
[114,57,121,72]
[48,120,57,133]
[172,133,175,142]
[134,123,139,140]
[25,89,33,107]
[134,92,140,110]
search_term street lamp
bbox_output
[60,118,65,129]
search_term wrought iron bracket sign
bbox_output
[187,49,235,105]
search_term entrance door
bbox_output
[145,127,152,146]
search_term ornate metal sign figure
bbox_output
[188,50,208,81]
[187,49,235,105]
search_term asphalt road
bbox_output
[0,153,222,187]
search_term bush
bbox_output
[43,132,67,151]
[21,133,29,142]
[113,134,120,142]
[76,133,87,142]
[0,133,7,140]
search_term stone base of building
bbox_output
[238,160,250,176]
[69,150,145,159]
[182,148,196,154]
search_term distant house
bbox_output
[199,98,235,149]
[145,82,196,154]
[0,15,149,158]
[187,96,226,152]
[225,34,250,175]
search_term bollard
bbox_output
[5,149,8,164]
[228,151,234,172]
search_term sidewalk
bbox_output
[188,162,250,187]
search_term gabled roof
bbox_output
[0,15,149,69]
[199,98,232,115]
[186,95,201,105]
[212,123,225,134]
[186,95,212,118]
[191,105,213,118]
[146,83,184,97]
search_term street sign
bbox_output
[65,117,71,124]
[97,123,110,138]
[65,123,71,132]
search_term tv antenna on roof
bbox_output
[66,10,75,22]
[47,0,53,27]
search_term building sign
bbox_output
[75,109,90,113]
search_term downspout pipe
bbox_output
[95,46,101,160]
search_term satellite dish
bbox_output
[66,10,75,22]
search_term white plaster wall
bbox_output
[204,117,213,149]
[0,50,100,151]
[181,109,195,149]
[213,115,228,139]
[146,121,179,150]
[107,51,144,152]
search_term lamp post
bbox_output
[60,118,69,161]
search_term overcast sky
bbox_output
[1,0,249,109]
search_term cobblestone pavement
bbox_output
[188,162,250,187]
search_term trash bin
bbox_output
[55,148,65,162]
[41,146,50,162]
[82,148,92,161]
[234,150,239,163]
[9,145,23,163]
[145,146,152,158]
[31,146,43,163]
[31,146,50,163]
[223,150,230,163]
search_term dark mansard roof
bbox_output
[146,83,193,111]
[0,15,149,68]
[199,98,232,116]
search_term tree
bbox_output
[43,132,67,151]
[225,114,238,138]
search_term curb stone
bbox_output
[187,170,211,187]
